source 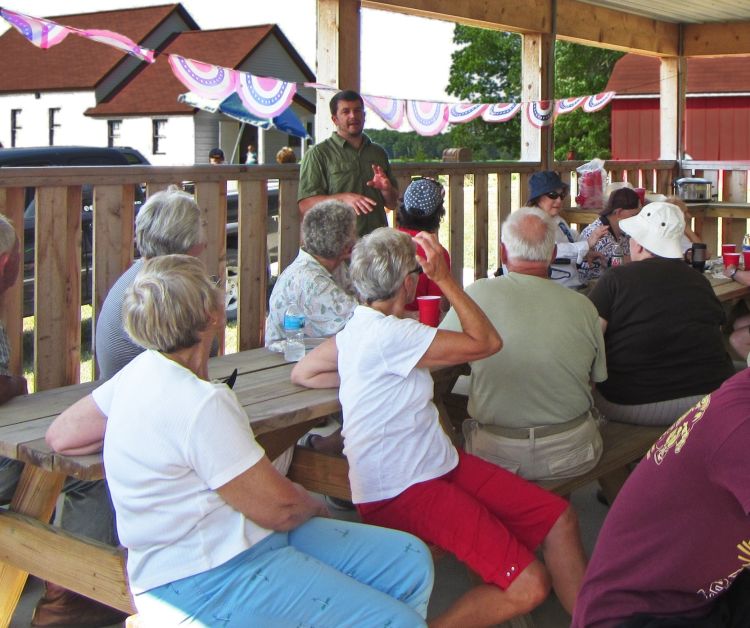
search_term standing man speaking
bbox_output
[298,90,399,237]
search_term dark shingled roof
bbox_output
[86,24,315,117]
[0,4,196,93]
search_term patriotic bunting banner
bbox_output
[362,95,405,129]
[482,103,521,123]
[80,29,156,63]
[555,96,587,116]
[236,72,297,118]
[168,55,238,101]
[582,91,616,113]
[1,8,618,137]
[525,100,555,128]
[1,8,70,48]
[447,103,487,124]
[406,100,449,136]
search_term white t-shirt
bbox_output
[93,350,270,593]
[336,306,458,503]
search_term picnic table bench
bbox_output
[0,348,467,626]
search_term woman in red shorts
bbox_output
[293,227,589,626]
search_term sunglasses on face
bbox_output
[545,191,567,200]
[410,265,424,275]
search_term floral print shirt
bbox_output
[265,249,358,344]
[578,217,630,282]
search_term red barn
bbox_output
[606,54,750,160]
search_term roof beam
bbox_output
[684,21,750,56]
[362,0,551,35]
[364,0,679,56]
[557,0,679,56]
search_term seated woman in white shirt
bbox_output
[528,170,607,289]
[292,229,588,627]
[45,255,434,627]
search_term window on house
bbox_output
[10,109,21,147]
[287,134,301,148]
[108,120,122,148]
[152,119,166,155]
[48,108,61,146]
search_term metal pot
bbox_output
[673,177,712,202]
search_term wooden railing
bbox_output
[4,157,748,392]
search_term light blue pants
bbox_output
[135,517,433,627]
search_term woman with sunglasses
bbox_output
[527,171,608,289]
[397,177,450,314]
[578,187,641,282]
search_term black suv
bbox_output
[0,146,150,315]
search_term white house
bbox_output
[0,3,315,165]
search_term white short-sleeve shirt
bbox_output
[94,350,270,593]
[336,306,458,503]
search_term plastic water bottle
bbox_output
[283,305,305,362]
[743,233,750,253]
[610,244,624,267]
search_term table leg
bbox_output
[0,464,65,628]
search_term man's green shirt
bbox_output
[298,133,397,237]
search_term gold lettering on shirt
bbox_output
[697,540,750,599]
[647,395,711,465]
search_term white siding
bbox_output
[114,115,194,165]
[0,91,102,147]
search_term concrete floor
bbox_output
[11,479,607,628]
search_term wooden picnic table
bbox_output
[0,347,466,625]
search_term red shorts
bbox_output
[357,450,568,589]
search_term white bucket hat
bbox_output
[618,201,686,259]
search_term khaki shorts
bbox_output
[463,413,603,482]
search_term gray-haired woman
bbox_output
[46,254,435,627]
[266,199,358,344]
[293,228,586,626]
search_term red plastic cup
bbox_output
[722,243,737,256]
[724,252,741,269]
[743,251,750,269]
[417,296,441,327]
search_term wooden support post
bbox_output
[238,181,268,351]
[448,174,465,286]
[521,33,553,168]
[34,187,82,391]
[92,185,135,376]
[473,173,489,280]
[0,188,25,376]
[277,179,301,273]
[196,182,227,353]
[659,57,686,160]
[315,0,361,141]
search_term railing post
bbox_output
[34,186,82,391]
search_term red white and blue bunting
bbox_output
[168,55,238,100]
[406,100,449,136]
[362,95,405,129]
[1,7,617,137]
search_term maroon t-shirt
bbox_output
[573,369,750,628]
[397,227,451,311]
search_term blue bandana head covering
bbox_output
[403,178,444,217]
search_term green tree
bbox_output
[446,27,522,160]
[553,42,623,160]
[446,26,623,160]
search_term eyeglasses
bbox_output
[410,265,423,275]
[545,191,567,200]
